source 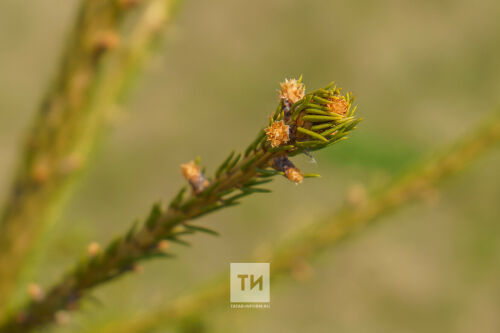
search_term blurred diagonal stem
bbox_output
[0,80,360,332]
[93,109,500,333]
[0,0,181,313]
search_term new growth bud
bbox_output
[265,120,290,147]
[279,78,306,120]
[279,78,305,105]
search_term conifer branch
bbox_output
[0,0,180,311]
[0,79,360,332]
[92,109,500,333]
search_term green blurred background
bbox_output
[1,0,500,332]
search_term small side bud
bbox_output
[157,240,170,253]
[181,161,209,194]
[92,31,120,54]
[31,159,51,184]
[285,167,304,184]
[87,242,101,257]
[27,283,44,302]
[265,120,290,147]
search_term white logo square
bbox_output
[230,263,270,305]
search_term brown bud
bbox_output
[92,31,120,54]
[31,159,51,184]
[271,155,303,184]
[157,240,170,253]
[285,167,304,184]
[265,120,290,147]
[181,161,209,193]
[279,78,305,104]
[87,242,101,257]
[27,283,43,302]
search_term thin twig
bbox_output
[0,80,360,332]
[92,109,500,333]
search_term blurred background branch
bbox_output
[91,108,500,333]
[0,0,181,314]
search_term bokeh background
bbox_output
[1,0,500,332]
